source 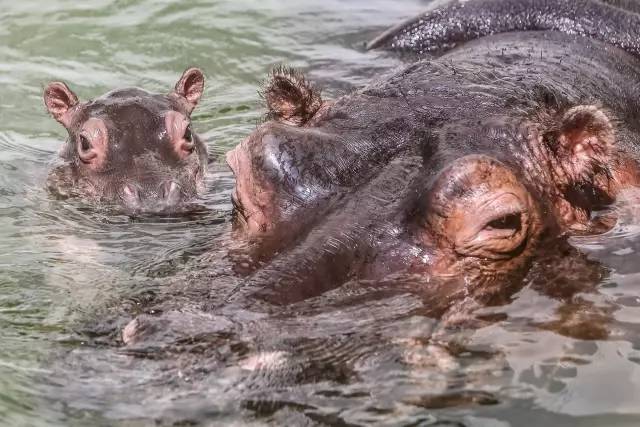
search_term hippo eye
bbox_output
[181,124,195,155]
[77,134,98,164]
[184,124,193,143]
[485,212,522,232]
[79,135,91,152]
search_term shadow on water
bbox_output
[3,0,640,426]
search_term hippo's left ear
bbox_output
[547,105,615,183]
[173,67,205,114]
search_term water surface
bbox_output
[2,1,640,426]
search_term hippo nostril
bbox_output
[161,181,181,205]
[122,183,141,208]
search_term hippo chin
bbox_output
[44,68,208,214]
[226,1,640,304]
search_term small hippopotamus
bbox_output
[225,0,640,304]
[43,68,208,214]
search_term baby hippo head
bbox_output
[44,68,208,214]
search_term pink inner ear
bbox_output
[80,118,109,171]
[165,111,192,159]
[559,106,614,156]
[565,132,601,158]
[550,106,616,185]
[174,68,204,112]
[44,82,79,127]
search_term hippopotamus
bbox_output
[225,0,640,305]
[43,68,207,214]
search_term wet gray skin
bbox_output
[367,0,640,55]
[44,68,208,214]
[225,0,640,306]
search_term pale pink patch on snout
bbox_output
[77,117,108,171]
[165,110,195,159]
[226,142,274,235]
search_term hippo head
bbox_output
[44,68,207,214]
[226,65,640,303]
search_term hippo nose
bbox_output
[160,180,181,205]
[122,183,142,209]
[121,181,182,212]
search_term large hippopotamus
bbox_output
[225,0,640,305]
[44,68,208,214]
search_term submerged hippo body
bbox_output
[44,68,207,214]
[226,0,640,305]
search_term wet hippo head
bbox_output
[227,43,640,304]
[44,68,207,214]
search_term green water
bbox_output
[3,1,640,426]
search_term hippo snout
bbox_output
[121,180,183,213]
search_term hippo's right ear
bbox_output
[44,82,79,127]
[173,67,205,114]
[547,105,616,184]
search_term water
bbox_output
[2,1,640,426]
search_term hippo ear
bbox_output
[174,67,205,114]
[261,66,323,126]
[44,82,79,127]
[548,105,615,183]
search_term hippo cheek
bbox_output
[349,227,431,279]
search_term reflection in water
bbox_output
[2,0,640,426]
